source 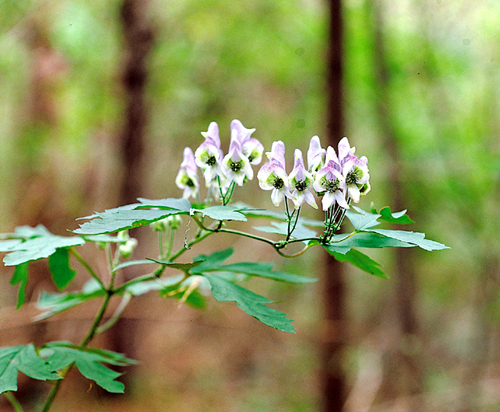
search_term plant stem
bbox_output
[4,392,24,412]
[41,290,114,412]
[69,248,105,290]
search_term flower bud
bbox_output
[167,215,182,230]
[118,238,138,258]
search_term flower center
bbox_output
[230,161,242,172]
[346,169,359,185]
[186,179,195,187]
[206,156,217,166]
[295,180,307,192]
[324,179,339,193]
[273,177,284,189]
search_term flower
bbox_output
[221,131,253,186]
[307,135,325,173]
[313,162,349,210]
[175,147,200,199]
[230,119,264,165]
[288,149,317,209]
[342,155,370,203]
[258,140,290,207]
[194,122,224,183]
[265,140,286,169]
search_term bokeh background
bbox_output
[1,0,500,411]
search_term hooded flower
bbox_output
[194,122,225,183]
[342,155,370,203]
[307,135,326,173]
[313,161,349,210]
[221,131,253,186]
[288,149,317,209]
[265,140,286,169]
[175,147,200,199]
[230,119,264,165]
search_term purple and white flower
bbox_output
[194,122,225,182]
[342,155,370,203]
[288,149,317,209]
[175,147,200,199]
[313,161,349,210]
[230,119,264,165]
[307,135,325,173]
[221,131,253,186]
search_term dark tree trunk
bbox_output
[106,0,154,381]
[119,0,154,205]
[321,0,347,411]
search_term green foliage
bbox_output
[203,273,295,333]
[9,263,28,310]
[0,344,61,394]
[40,342,137,393]
[191,206,248,221]
[324,248,386,279]
[0,225,84,266]
[48,248,77,290]
[36,280,106,321]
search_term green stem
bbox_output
[4,392,24,412]
[69,248,105,290]
[96,292,132,334]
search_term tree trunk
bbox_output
[321,0,347,411]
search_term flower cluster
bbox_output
[257,136,370,211]
[176,122,370,216]
[175,120,264,203]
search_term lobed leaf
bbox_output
[329,232,415,249]
[48,248,77,290]
[208,262,316,284]
[73,209,186,235]
[324,247,387,278]
[202,273,295,333]
[366,229,449,251]
[41,342,137,393]
[0,344,61,394]
[10,263,29,309]
[192,206,247,221]
[35,280,106,321]
[2,225,84,267]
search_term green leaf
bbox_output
[146,258,204,272]
[42,342,137,393]
[48,248,76,290]
[210,262,316,284]
[0,239,22,252]
[324,247,387,278]
[35,280,106,321]
[112,259,156,273]
[192,206,247,221]
[137,197,191,211]
[81,234,127,243]
[366,229,449,251]
[3,225,84,266]
[344,209,381,231]
[323,244,351,255]
[377,206,415,225]
[0,344,61,393]
[73,209,186,235]
[125,276,184,296]
[203,273,295,333]
[330,232,415,249]
[191,248,234,272]
[10,263,29,309]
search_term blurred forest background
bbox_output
[1,0,500,411]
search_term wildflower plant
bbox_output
[0,120,447,411]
